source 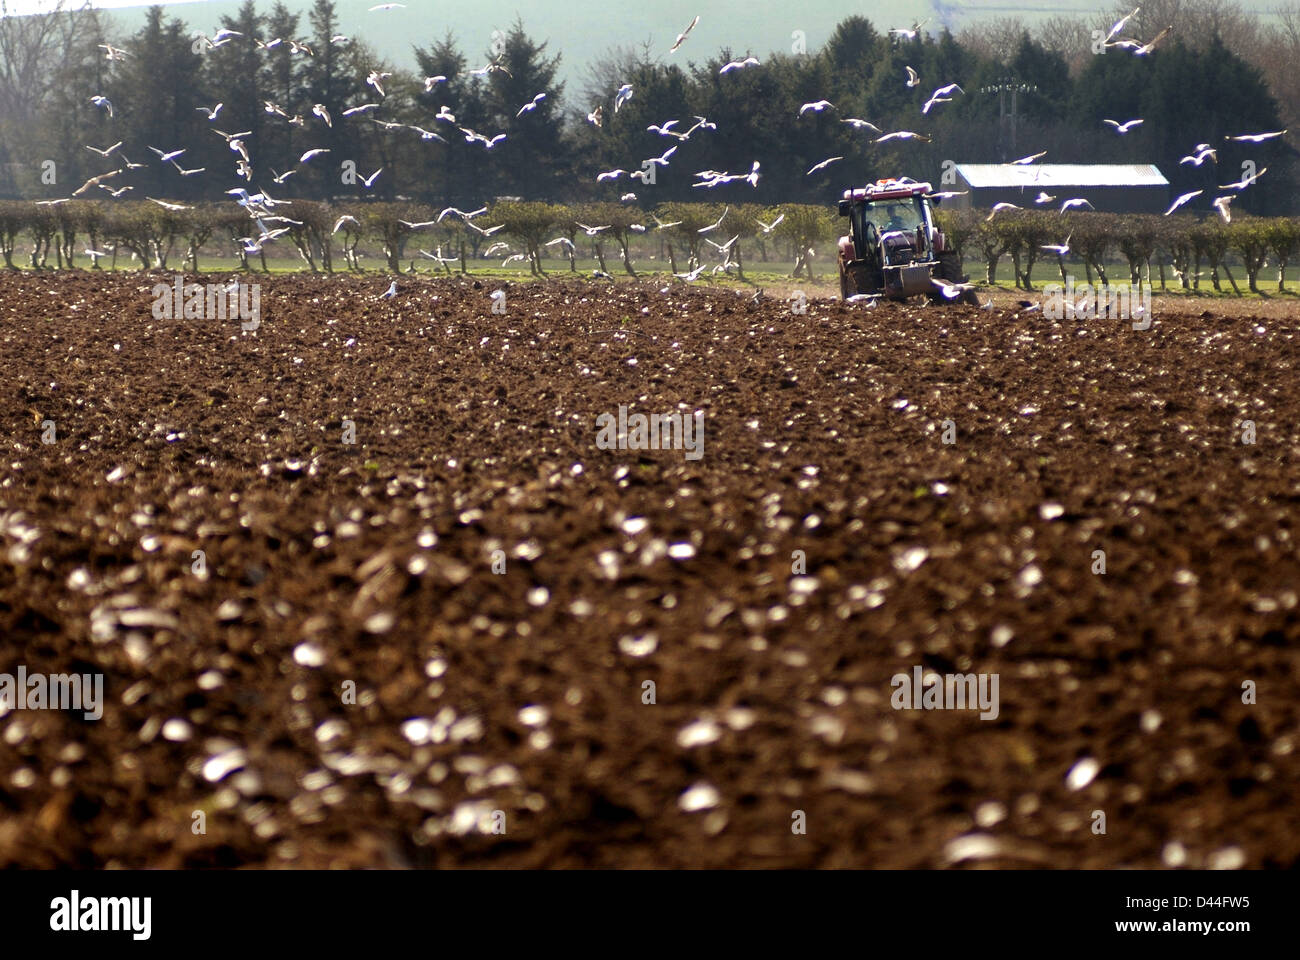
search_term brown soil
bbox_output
[1,271,1297,869]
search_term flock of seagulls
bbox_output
[55,6,1292,283]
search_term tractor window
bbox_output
[865,200,924,238]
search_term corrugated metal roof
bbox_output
[955,163,1169,188]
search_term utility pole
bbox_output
[979,77,1038,161]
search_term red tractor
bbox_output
[836,178,977,305]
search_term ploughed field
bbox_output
[1,271,1298,869]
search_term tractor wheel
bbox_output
[839,261,880,300]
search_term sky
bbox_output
[3,0,1115,91]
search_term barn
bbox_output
[944,163,1170,214]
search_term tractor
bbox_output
[836,178,977,305]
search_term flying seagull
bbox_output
[668,15,700,54]
[1226,130,1286,142]
[806,156,844,175]
[1103,118,1144,133]
[719,57,759,74]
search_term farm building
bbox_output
[943,164,1170,214]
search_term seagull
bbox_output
[399,219,438,230]
[932,277,975,300]
[146,197,192,211]
[546,237,576,251]
[1059,198,1094,213]
[359,168,383,188]
[597,169,627,182]
[437,206,487,222]
[648,120,679,136]
[99,184,133,198]
[620,192,638,202]
[343,104,379,117]
[799,100,833,116]
[1103,118,1144,133]
[1104,6,1141,45]
[922,83,963,114]
[1134,26,1172,56]
[1180,145,1217,166]
[1041,234,1072,256]
[587,105,604,127]
[876,130,931,143]
[171,160,206,176]
[842,118,882,132]
[719,57,759,74]
[367,71,392,97]
[698,206,729,234]
[1010,151,1047,165]
[332,215,360,234]
[149,146,186,162]
[674,264,707,281]
[646,145,677,166]
[381,281,398,298]
[331,35,350,45]
[905,66,920,87]
[614,84,634,112]
[575,222,611,236]
[1033,191,1056,204]
[89,95,113,118]
[1226,130,1286,142]
[755,213,785,233]
[652,215,682,230]
[98,44,127,61]
[806,156,843,175]
[85,142,122,157]
[1213,195,1233,222]
[925,190,968,200]
[299,148,330,163]
[466,222,505,236]
[409,125,446,142]
[369,3,407,10]
[890,20,929,40]
[986,202,1020,221]
[516,93,547,117]
[1219,167,1266,190]
[71,170,121,196]
[271,169,296,183]
[421,76,448,93]
[196,103,223,121]
[312,103,332,127]
[669,15,700,54]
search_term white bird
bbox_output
[1213,195,1233,222]
[546,237,576,251]
[647,145,677,166]
[876,130,931,143]
[755,214,784,233]
[85,142,122,157]
[149,146,186,162]
[1103,118,1144,133]
[343,104,379,116]
[516,93,547,117]
[922,83,963,114]
[620,192,637,202]
[1226,130,1286,143]
[359,168,383,188]
[799,100,833,116]
[596,169,626,182]
[99,184,133,198]
[614,84,634,112]
[146,197,192,211]
[399,219,439,230]
[271,168,296,184]
[1219,167,1266,190]
[674,264,707,281]
[1059,198,1094,213]
[890,20,930,40]
[1033,191,1056,205]
[409,125,446,142]
[1010,151,1047,165]
[652,215,682,230]
[668,15,700,54]
[367,71,392,97]
[1180,146,1217,166]
[213,28,243,42]
[841,118,882,132]
[587,105,604,127]
[932,277,975,300]
[1133,26,1172,56]
[466,221,505,236]
[986,202,1020,221]
[89,95,113,118]
[423,75,447,91]
[312,103,332,127]
[171,160,205,176]
[719,57,759,74]
[196,103,223,120]
[333,215,360,234]
[299,148,330,163]
[806,156,843,175]
[369,3,406,11]
[381,281,398,298]
[698,206,729,234]
[648,120,679,136]
[484,242,510,257]
[437,206,486,222]
[905,66,920,87]
[1041,234,1072,256]
[575,222,611,236]
[435,105,457,124]
[1104,7,1141,45]
[98,44,127,61]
